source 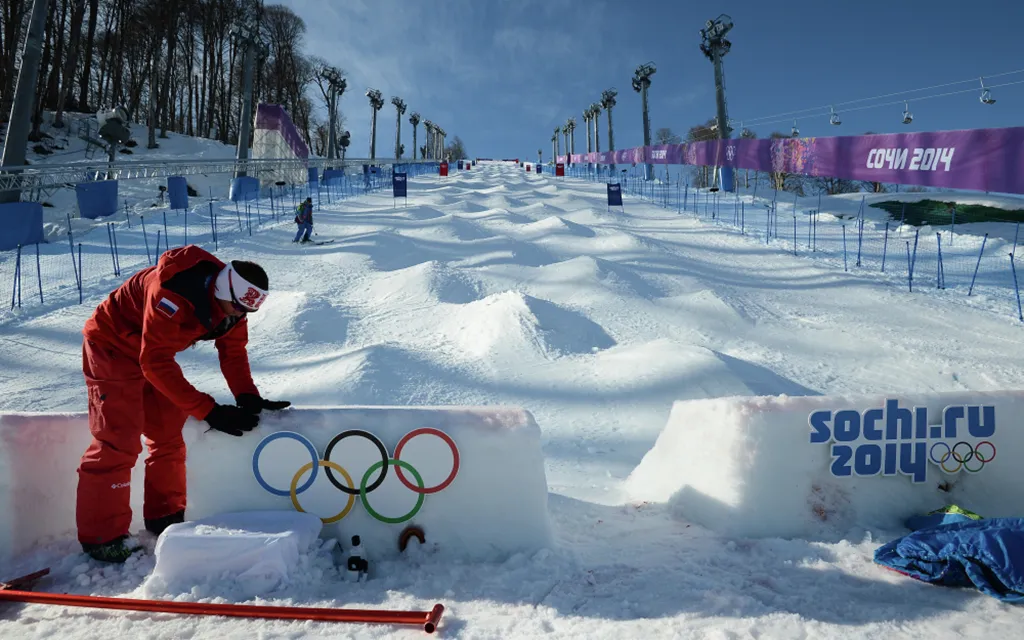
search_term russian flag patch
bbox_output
[156,297,179,318]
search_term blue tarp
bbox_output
[875,517,1024,603]
[0,202,44,250]
[76,180,118,219]
[167,176,188,210]
[229,176,260,202]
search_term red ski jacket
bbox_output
[83,245,259,420]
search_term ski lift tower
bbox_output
[321,66,346,164]
[392,97,406,160]
[700,14,735,192]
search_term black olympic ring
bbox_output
[323,429,389,495]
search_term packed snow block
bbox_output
[0,202,44,250]
[166,175,188,210]
[0,411,149,561]
[75,180,118,219]
[625,390,1024,540]
[228,176,260,202]
[144,510,323,597]
[182,406,553,562]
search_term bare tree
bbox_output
[654,127,680,144]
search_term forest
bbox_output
[0,0,404,158]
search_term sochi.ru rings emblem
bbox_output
[928,441,995,473]
[252,428,460,524]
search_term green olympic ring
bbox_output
[360,459,425,524]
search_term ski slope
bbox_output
[3,160,1024,638]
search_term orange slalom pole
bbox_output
[0,581,444,634]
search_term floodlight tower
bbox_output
[366,88,384,159]
[561,125,569,164]
[409,112,421,160]
[700,14,735,192]
[631,61,656,180]
[553,126,561,161]
[230,6,265,179]
[392,96,406,159]
[436,126,446,160]
[538,148,542,166]
[601,88,617,174]
[590,103,602,174]
[566,118,576,165]
[339,130,351,163]
[582,107,594,172]
[321,66,346,163]
[423,121,433,159]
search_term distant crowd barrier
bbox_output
[558,126,1024,195]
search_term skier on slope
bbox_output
[76,244,291,563]
[293,197,313,243]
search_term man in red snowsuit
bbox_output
[77,244,290,563]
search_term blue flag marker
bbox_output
[607,182,623,210]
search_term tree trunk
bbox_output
[54,0,86,127]
[77,0,98,111]
[44,0,66,108]
[157,0,177,138]
[147,39,160,148]
[1,0,31,124]
[29,0,57,141]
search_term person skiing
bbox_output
[294,197,313,243]
[76,244,290,563]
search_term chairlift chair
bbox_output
[791,120,799,137]
[902,101,913,124]
[829,106,841,126]
[979,77,996,104]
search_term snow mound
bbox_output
[457,209,534,225]
[519,216,597,239]
[442,291,616,359]
[659,290,755,331]
[359,260,484,305]
[144,510,323,597]
[533,255,664,300]
[625,389,1024,539]
[247,291,350,344]
[444,215,496,241]
[405,205,448,220]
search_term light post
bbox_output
[551,133,557,165]
[321,66,346,164]
[365,88,384,160]
[700,14,735,192]
[566,117,576,166]
[553,127,561,162]
[583,107,594,173]
[423,121,433,159]
[409,112,420,160]
[631,61,656,180]
[590,103,602,175]
[537,148,542,167]
[392,96,406,160]
[601,88,617,175]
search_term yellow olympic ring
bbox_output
[290,460,355,524]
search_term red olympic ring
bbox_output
[393,427,460,494]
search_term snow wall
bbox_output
[625,389,1024,539]
[0,406,553,565]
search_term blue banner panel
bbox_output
[322,169,344,186]
[76,180,119,219]
[167,176,188,210]
[0,202,44,250]
[393,173,408,198]
[229,176,260,202]
[308,167,319,186]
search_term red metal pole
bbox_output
[0,588,444,633]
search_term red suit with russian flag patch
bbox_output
[77,245,259,546]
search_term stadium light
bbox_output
[582,107,593,171]
[366,88,384,159]
[409,112,421,160]
[320,66,346,163]
[601,88,618,173]
[631,62,656,180]
[699,14,735,191]
[566,117,576,165]
[392,97,407,159]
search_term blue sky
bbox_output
[278,0,1023,160]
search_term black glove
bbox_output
[204,403,260,436]
[236,393,291,415]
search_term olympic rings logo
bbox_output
[252,427,460,524]
[928,441,996,474]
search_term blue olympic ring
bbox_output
[252,431,320,496]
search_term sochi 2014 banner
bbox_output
[560,126,1024,194]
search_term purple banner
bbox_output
[255,103,309,160]
[557,126,1024,194]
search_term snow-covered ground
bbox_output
[3,158,1024,638]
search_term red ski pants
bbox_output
[76,338,188,545]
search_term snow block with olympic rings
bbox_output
[624,389,1024,541]
[0,407,553,564]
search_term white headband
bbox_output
[213,264,268,311]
